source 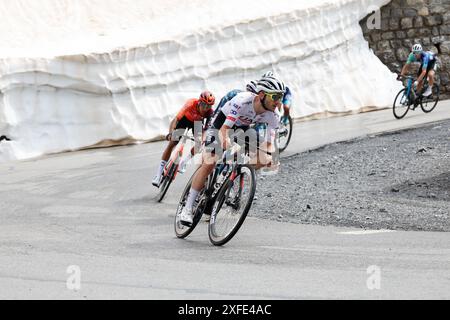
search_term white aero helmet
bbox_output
[246,80,258,94]
[262,71,274,78]
[257,76,286,94]
[412,43,423,53]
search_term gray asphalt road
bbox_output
[0,102,449,299]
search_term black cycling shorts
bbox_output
[418,59,437,76]
[175,116,195,133]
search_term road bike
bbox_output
[393,76,440,119]
[174,143,258,246]
[156,128,195,202]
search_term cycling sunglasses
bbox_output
[199,101,213,109]
[265,92,284,102]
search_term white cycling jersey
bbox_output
[219,92,279,142]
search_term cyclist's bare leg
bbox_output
[191,151,217,191]
[161,141,178,162]
[417,79,424,92]
[428,70,435,88]
[153,140,178,185]
[183,151,217,213]
[417,70,427,93]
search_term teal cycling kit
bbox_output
[406,51,437,74]
[282,86,292,107]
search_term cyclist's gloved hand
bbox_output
[166,133,172,141]
[397,74,402,81]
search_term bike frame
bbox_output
[163,142,184,181]
[402,76,425,108]
[202,145,250,208]
[163,128,192,181]
[405,77,414,102]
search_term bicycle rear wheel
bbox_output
[420,85,439,113]
[174,169,205,239]
[157,163,176,203]
[208,165,256,246]
[278,116,293,153]
[393,88,411,119]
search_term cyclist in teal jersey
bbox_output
[399,44,438,97]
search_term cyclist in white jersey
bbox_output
[215,92,279,137]
[179,76,286,226]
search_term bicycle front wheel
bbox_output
[157,164,176,203]
[174,168,205,239]
[393,88,411,119]
[278,116,293,153]
[208,165,256,246]
[420,85,440,113]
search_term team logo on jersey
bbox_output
[242,100,252,107]
[232,103,241,110]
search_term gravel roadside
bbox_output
[252,119,450,232]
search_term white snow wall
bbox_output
[0,0,401,162]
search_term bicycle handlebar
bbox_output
[227,136,274,156]
[169,128,196,142]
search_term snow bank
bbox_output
[0,0,401,162]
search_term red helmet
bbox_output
[199,91,215,106]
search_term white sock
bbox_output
[156,160,167,177]
[185,189,200,210]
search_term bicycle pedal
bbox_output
[152,177,162,188]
